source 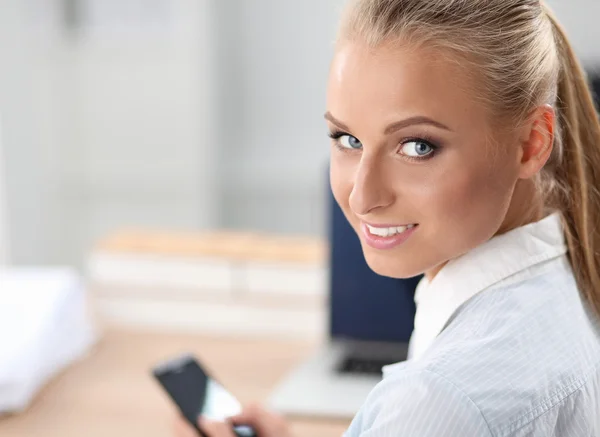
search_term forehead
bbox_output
[327,42,486,132]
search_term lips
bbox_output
[365,223,417,237]
[361,222,418,250]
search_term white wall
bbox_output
[546,0,600,66]
[1,0,218,266]
[0,1,60,265]
[62,0,218,265]
[214,0,345,236]
[0,124,9,266]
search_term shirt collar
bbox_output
[410,212,567,357]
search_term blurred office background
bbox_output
[1,1,600,436]
[0,0,343,269]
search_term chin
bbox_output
[362,249,426,279]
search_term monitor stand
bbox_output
[267,340,409,419]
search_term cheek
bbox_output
[414,158,516,252]
[329,156,354,215]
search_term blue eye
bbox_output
[340,135,362,149]
[329,132,362,150]
[400,140,435,158]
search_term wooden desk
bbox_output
[0,329,350,437]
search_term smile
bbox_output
[365,224,416,237]
[361,222,419,250]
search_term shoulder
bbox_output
[436,257,595,356]
[345,367,493,437]
[346,259,600,437]
[403,258,600,434]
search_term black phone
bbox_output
[152,353,257,437]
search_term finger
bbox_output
[198,417,237,437]
[229,403,265,425]
[172,416,198,437]
[229,404,288,436]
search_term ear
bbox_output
[517,104,555,180]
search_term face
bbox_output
[326,42,524,279]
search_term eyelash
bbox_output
[327,130,441,161]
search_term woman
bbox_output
[177,0,600,435]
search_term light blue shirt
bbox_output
[344,213,600,436]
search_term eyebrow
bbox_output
[324,111,452,134]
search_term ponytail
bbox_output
[544,4,600,318]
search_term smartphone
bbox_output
[152,353,256,437]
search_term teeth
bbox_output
[366,224,415,237]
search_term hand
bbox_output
[172,404,292,437]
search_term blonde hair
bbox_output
[339,0,600,316]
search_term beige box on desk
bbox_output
[88,230,260,294]
[88,229,328,340]
[239,235,328,297]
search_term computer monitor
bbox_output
[328,181,420,344]
[267,175,422,418]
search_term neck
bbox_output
[497,179,546,235]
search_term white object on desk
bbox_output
[241,261,327,296]
[268,344,384,419]
[88,251,235,294]
[0,267,97,412]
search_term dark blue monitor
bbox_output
[328,184,420,344]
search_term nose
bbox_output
[348,155,395,217]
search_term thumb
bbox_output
[227,404,264,426]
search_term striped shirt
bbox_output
[344,213,600,436]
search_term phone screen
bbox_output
[153,354,255,437]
